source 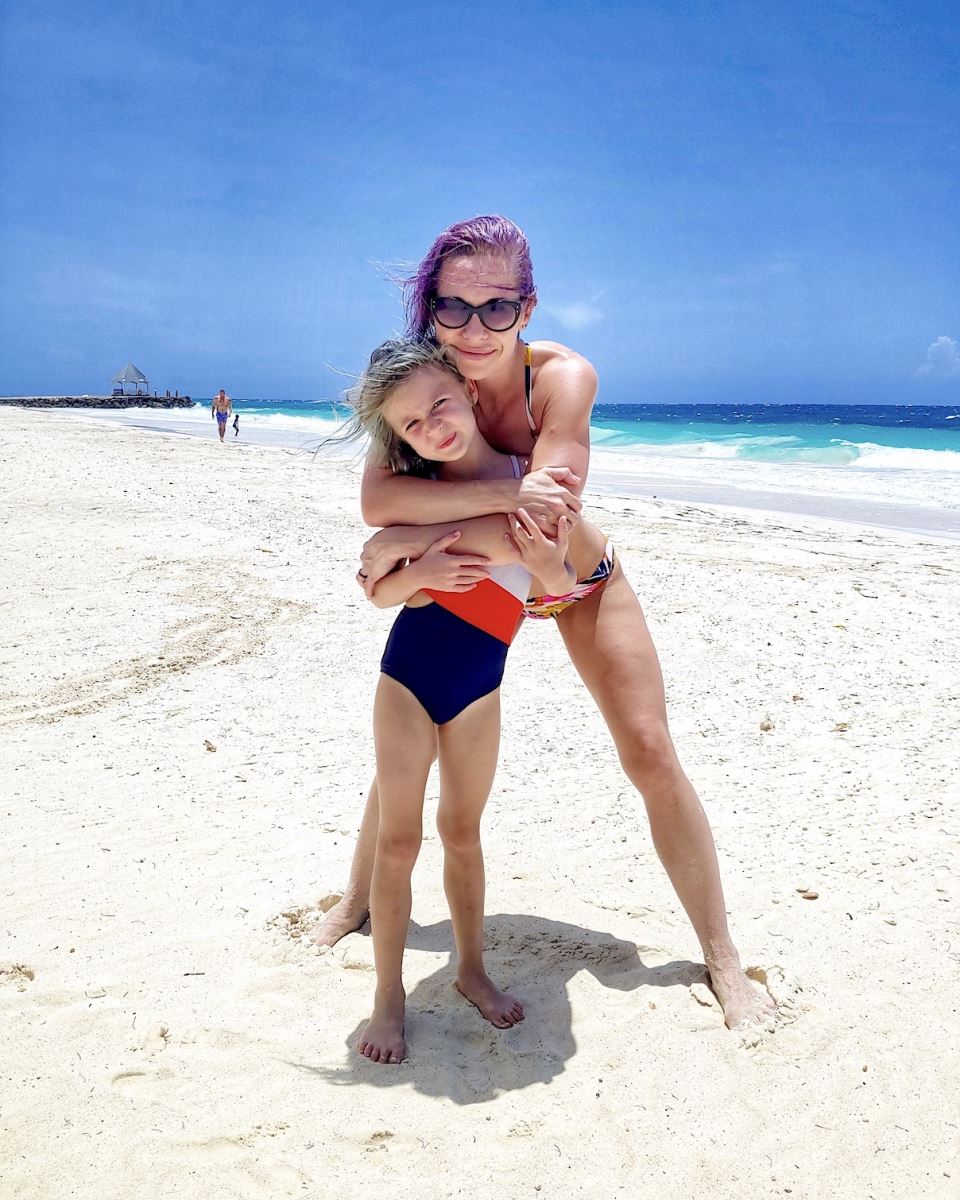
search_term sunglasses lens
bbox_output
[432,297,471,328]
[481,300,521,331]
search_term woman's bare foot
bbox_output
[312,894,369,949]
[707,955,777,1029]
[455,969,524,1028]
[357,990,406,1065]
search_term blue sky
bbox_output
[1,0,957,404]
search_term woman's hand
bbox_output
[357,528,417,596]
[407,532,491,593]
[517,467,582,534]
[507,509,575,596]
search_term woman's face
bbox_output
[432,252,536,380]
[384,366,478,463]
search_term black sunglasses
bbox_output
[430,295,525,332]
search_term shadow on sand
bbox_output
[288,912,705,1104]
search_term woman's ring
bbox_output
[357,570,368,580]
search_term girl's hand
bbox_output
[507,509,575,595]
[410,531,491,593]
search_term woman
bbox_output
[319,216,775,1031]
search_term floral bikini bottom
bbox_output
[524,540,616,620]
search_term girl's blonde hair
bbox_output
[345,338,468,475]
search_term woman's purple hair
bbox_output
[403,215,536,338]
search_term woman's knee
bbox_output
[615,716,679,788]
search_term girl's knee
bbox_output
[436,812,481,855]
[377,828,422,865]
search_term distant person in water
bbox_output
[232,413,240,437]
[211,389,232,442]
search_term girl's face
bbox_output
[384,366,478,463]
[432,252,536,380]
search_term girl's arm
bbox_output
[359,513,520,597]
[509,510,576,596]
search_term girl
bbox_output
[320,216,775,1032]
[347,339,574,1065]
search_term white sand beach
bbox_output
[1,408,958,1199]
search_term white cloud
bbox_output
[541,301,605,331]
[916,336,960,378]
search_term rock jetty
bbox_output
[0,395,194,409]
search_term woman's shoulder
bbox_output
[528,341,598,399]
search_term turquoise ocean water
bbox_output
[79,399,960,539]
[219,398,960,467]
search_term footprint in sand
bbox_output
[339,950,374,972]
[0,564,309,727]
[689,981,720,1011]
[0,963,35,991]
[111,1066,176,1092]
[174,1134,309,1192]
[746,964,803,1024]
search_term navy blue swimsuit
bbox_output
[380,603,511,725]
[379,455,527,725]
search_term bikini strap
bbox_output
[523,342,537,436]
[509,454,524,480]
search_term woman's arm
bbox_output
[361,457,580,530]
[362,350,596,539]
[523,354,597,501]
[362,459,515,527]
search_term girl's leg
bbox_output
[357,677,435,1064]
[436,690,523,1029]
[557,564,775,1029]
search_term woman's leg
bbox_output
[314,747,439,948]
[313,778,379,947]
[436,690,524,1028]
[556,564,775,1028]
[357,677,436,1064]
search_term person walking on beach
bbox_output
[232,413,240,438]
[211,389,232,441]
[344,338,573,1064]
[316,215,775,1032]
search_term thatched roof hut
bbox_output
[111,363,149,396]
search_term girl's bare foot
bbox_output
[312,894,369,949]
[455,969,524,1028]
[357,991,406,1065]
[707,955,777,1029]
